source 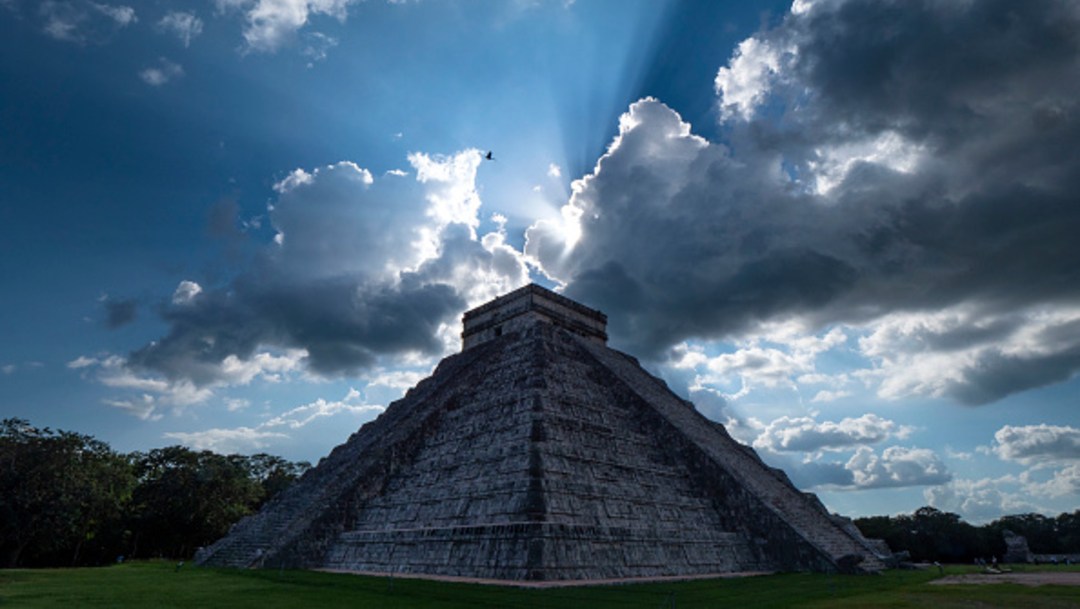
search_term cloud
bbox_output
[162,388,380,453]
[754,413,911,453]
[225,398,250,412]
[94,355,213,406]
[103,394,161,421]
[171,280,202,305]
[1022,464,1080,499]
[163,426,288,453]
[810,389,850,403]
[139,58,184,86]
[857,306,1080,405]
[740,410,933,492]
[714,36,786,121]
[844,445,950,489]
[40,1,135,43]
[104,297,136,328]
[71,349,300,417]
[525,0,1080,405]
[778,457,854,490]
[750,442,948,491]
[301,31,337,65]
[262,392,383,430]
[365,369,427,392]
[88,150,527,410]
[216,0,353,53]
[699,346,807,394]
[665,324,847,399]
[975,424,1080,502]
[992,424,1080,465]
[926,476,1041,523]
[157,11,203,47]
[92,2,133,25]
[219,350,307,385]
[67,355,98,369]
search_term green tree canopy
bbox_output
[1,420,311,567]
[0,418,134,567]
[129,447,262,559]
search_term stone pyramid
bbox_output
[196,284,886,580]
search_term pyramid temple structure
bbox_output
[196,284,887,580]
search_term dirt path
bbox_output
[931,572,1080,587]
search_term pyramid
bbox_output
[196,284,886,580]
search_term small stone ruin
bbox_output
[196,284,886,580]
[1003,530,1032,564]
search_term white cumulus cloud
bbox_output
[714,36,788,121]
[992,424,1080,464]
[845,445,950,489]
[163,388,382,453]
[926,476,1040,523]
[163,426,288,453]
[40,0,136,43]
[157,11,203,47]
[218,0,354,53]
[139,58,184,86]
[754,413,911,453]
[171,280,202,305]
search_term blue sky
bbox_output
[2,0,1079,523]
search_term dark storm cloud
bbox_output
[528,0,1080,403]
[122,155,524,387]
[130,278,463,384]
[104,298,136,328]
[791,0,1080,143]
[861,308,1080,405]
[947,341,1080,406]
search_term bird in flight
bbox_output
[483,151,494,161]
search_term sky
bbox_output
[1,0,1079,523]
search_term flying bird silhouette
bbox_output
[483,151,494,161]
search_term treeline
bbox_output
[7,418,1080,569]
[0,419,309,568]
[855,506,1080,563]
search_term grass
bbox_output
[1,562,1079,608]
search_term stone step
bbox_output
[581,341,885,572]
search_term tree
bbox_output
[128,446,265,559]
[1057,510,1080,553]
[989,513,1061,553]
[855,506,996,563]
[0,419,311,567]
[0,419,134,567]
[246,453,311,509]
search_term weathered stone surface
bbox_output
[196,285,885,579]
[1003,530,1032,564]
[462,283,607,350]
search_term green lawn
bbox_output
[2,562,1079,608]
